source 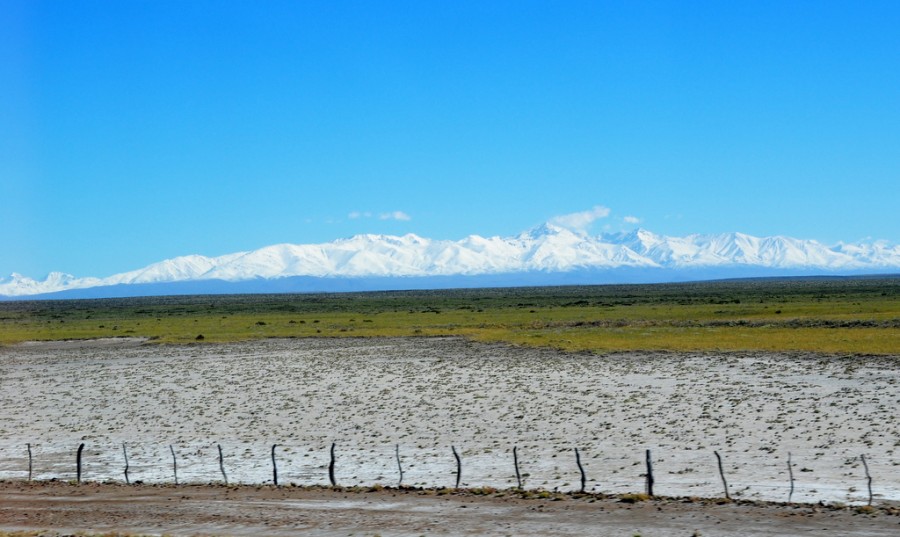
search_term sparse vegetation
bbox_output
[0,277,897,353]
[1,277,897,536]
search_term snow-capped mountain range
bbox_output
[2,224,899,298]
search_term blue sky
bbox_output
[2,1,899,278]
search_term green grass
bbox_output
[1,277,897,354]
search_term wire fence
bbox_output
[2,441,894,506]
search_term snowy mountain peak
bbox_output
[519,222,582,239]
[1,226,898,297]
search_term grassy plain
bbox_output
[1,277,897,354]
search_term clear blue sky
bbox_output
[2,1,898,278]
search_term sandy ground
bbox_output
[1,336,898,515]
[1,480,899,537]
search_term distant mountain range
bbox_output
[2,224,899,299]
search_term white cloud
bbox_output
[349,210,411,221]
[549,205,611,231]
[380,211,411,221]
[623,215,641,224]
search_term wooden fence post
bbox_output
[122,443,130,484]
[787,452,794,503]
[76,443,85,483]
[170,445,178,485]
[271,444,279,486]
[645,449,654,496]
[27,443,33,482]
[452,446,462,489]
[396,444,404,488]
[861,454,873,506]
[714,450,730,500]
[328,443,336,487]
[513,446,522,489]
[218,444,228,485]
[575,447,586,493]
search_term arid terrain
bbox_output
[2,480,900,537]
[1,336,898,535]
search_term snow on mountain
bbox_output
[103,254,225,285]
[2,225,898,297]
[517,224,655,271]
[832,240,900,267]
[0,272,102,296]
[603,229,865,269]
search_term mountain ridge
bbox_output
[3,225,899,298]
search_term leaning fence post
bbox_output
[170,445,178,485]
[271,444,279,486]
[396,444,404,488]
[575,447,586,493]
[714,450,730,500]
[328,443,336,487]
[218,443,228,485]
[861,454,873,506]
[787,452,794,503]
[122,443,130,484]
[452,445,462,489]
[645,449,654,496]
[27,443,33,481]
[76,443,85,483]
[513,446,522,489]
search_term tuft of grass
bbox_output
[619,493,652,503]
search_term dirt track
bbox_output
[2,480,899,537]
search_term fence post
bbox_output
[575,447,586,493]
[452,446,462,489]
[396,444,404,488]
[122,443,130,484]
[714,450,729,500]
[76,443,85,483]
[861,454,873,506]
[328,443,336,487]
[27,443,33,482]
[787,452,794,503]
[170,445,178,485]
[645,449,654,496]
[513,446,522,489]
[218,444,228,485]
[271,444,279,486]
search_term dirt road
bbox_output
[1,481,899,537]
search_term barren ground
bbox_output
[1,337,898,535]
[1,480,899,537]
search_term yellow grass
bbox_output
[1,279,897,354]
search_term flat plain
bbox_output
[2,278,898,354]
[0,277,898,536]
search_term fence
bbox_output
[1,440,892,506]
